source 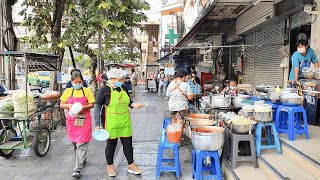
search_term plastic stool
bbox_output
[192,149,222,180]
[162,118,172,129]
[256,122,282,156]
[156,132,180,178]
[227,131,258,169]
[275,105,309,141]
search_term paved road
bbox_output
[0,85,194,180]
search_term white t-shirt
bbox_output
[158,73,165,85]
[166,80,193,111]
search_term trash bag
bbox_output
[166,123,182,143]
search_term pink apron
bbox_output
[66,88,92,143]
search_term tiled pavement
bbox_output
[0,85,194,180]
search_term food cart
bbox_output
[145,64,159,92]
[0,51,64,157]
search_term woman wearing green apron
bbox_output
[94,69,143,177]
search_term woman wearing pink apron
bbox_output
[60,71,95,178]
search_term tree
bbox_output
[19,0,67,91]
[19,0,149,94]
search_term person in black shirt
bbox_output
[191,71,201,85]
[65,69,88,88]
[94,69,143,177]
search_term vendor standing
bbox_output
[60,71,95,178]
[166,69,195,145]
[289,39,319,81]
[94,69,143,177]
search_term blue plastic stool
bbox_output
[275,105,309,141]
[162,118,172,129]
[192,149,222,180]
[156,131,180,178]
[255,122,282,156]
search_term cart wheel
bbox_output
[33,127,50,157]
[0,128,17,158]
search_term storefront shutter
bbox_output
[254,20,285,86]
[291,11,312,29]
[243,33,255,85]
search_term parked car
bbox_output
[28,71,50,87]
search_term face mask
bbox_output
[72,84,82,90]
[114,82,122,87]
[297,47,306,54]
[192,74,196,77]
[230,86,236,90]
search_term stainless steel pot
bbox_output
[281,88,297,95]
[302,71,315,79]
[280,96,304,105]
[232,95,250,108]
[254,112,273,122]
[314,71,320,80]
[231,124,252,134]
[239,110,254,117]
[191,126,225,151]
[210,95,231,108]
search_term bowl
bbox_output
[280,96,304,105]
[302,71,315,79]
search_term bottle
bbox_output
[275,86,281,93]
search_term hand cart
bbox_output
[0,51,64,157]
[145,64,159,92]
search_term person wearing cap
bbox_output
[60,70,95,178]
[66,69,88,88]
[94,69,144,177]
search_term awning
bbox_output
[156,53,171,63]
[175,0,252,48]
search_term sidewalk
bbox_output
[0,85,193,180]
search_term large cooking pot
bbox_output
[184,114,217,126]
[281,88,297,95]
[210,94,231,108]
[191,126,225,151]
[280,95,304,106]
[232,95,250,108]
[254,112,273,122]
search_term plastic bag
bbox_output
[69,102,83,117]
[166,123,182,143]
[12,89,36,118]
[40,91,61,99]
[0,97,14,118]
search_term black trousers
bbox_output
[105,136,133,165]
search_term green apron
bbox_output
[105,86,132,139]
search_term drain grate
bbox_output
[50,125,67,140]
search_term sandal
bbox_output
[72,171,81,178]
